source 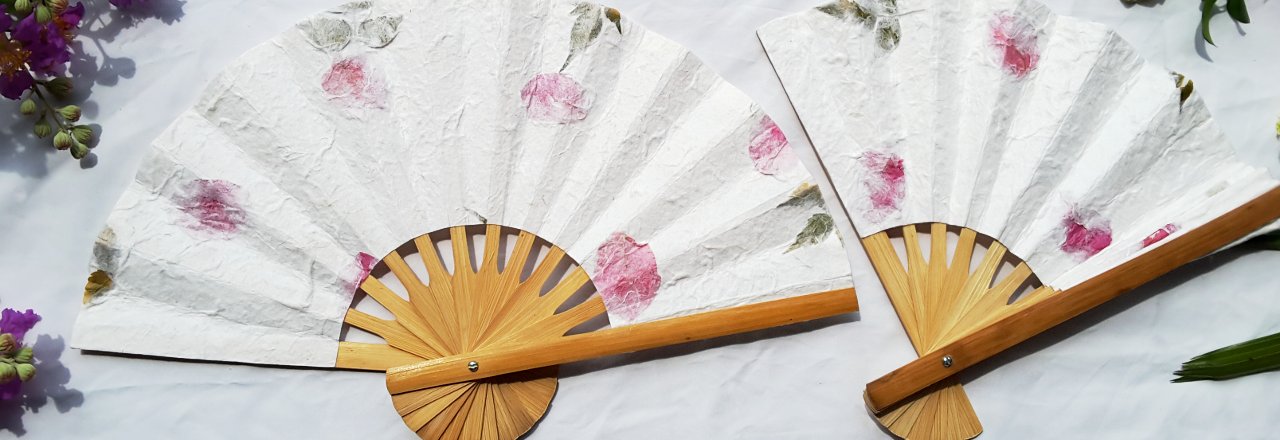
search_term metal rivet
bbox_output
[468,361,479,372]
[941,355,953,368]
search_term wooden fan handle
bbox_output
[865,186,1280,414]
[386,287,857,394]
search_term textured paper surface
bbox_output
[71,0,854,367]
[758,0,1278,289]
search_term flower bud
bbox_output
[19,99,36,115]
[46,77,73,99]
[13,347,32,364]
[72,125,93,145]
[71,139,89,159]
[35,5,52,24]
[59,105,80,122]
[33,117,52,138]
[15,363,34,382]
[0,363,15,382]
[53,131,73,150]
[0,334,15,355]
[48,0,68,12]
[14,0,32,14]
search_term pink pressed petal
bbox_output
[1141,223,1179,248]
[859,151,906,220]
[176,179,246,235]
[990,13,1040,78]
[322,57,386,108]
[1061,208,1112,258]
[520,73,589,123]
[593,232,661,321]
[749,116,792,175]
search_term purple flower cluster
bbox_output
[0,2,85,99]
[0,308,40,401]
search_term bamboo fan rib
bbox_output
[338,226,589,439]
[759,0,1279,438]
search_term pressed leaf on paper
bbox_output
[816,0,900,52]
[563,3,604,71]
[778,183,825,209]
[299,17,353,52]
[83,270,112,303]
[787,213,835,253]
[1172,72,1194,107]
[606,7,623,33]
[357,16,403,48]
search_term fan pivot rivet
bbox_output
[941,355,953,368]
[468,361,480,372]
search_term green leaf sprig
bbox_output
[1173,331,1280,382]
[19,77,94,159]
[1200,0,1250,46]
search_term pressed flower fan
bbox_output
[70,0,858,438]
[759,0,1280,438]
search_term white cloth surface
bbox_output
[0,0,1278,438]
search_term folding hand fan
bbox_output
[759,0,1280,438]
[70,0,859,437]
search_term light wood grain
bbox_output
[861,186,1280,437]
[339,225,858,439]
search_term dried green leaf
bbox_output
[606,8,623,34]
[777,183,825,209]
[786,213,835,253]
[1172,72,1194,107]
[817,0,873,23]
[299,16,353,52]
[357,15,403,48]
[332,1,371,14]
[84,270,113,303]
[877,21,901,51]
[817,0,901,53]
[562,4,604,71]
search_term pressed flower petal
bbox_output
[593,233,661,321]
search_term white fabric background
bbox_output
[0,0,1278,438]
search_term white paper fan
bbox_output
[71,0,857,437]
[759,0,1280,438]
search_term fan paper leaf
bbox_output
[299,17,353,52]
[357,16,403,48]
[563,4,604,71]
[787,213,835,253]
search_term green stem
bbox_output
[28,83,66,131]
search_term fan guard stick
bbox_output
[865,186,1280,413]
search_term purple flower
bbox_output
[0,308,39,401]
[60,3,86,28]
[12,3,84,76]
[0,380,21,401]
[0,308,41,343]
[0,71,34,100]
[0,6,12,31]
